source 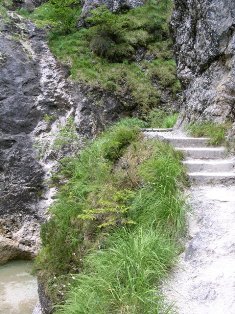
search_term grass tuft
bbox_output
[36,118,187,312]
[147,108,179,128]
[187,122,231,145]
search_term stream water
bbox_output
[0,260,38,314]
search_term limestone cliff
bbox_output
[172,0,235,125]
[81,0,145,16]
[0,10,130,264]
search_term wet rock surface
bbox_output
[0,15,45,262]
[172,0,235,125]
[0,15,68,262]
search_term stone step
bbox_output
[183,159,235,172]
[141,128,173,132]
[165,137,210,148]
[176,147,227,159]
[188,172,235,185]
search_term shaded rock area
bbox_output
[81,0,145,17]
[12,0,47,11]
[172,0,235,125]
[0,14,45,262]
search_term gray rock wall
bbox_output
[172,0,235,124]
[81,0,145,16]
[0,10,137,265]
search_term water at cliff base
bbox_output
[0,260,38,314]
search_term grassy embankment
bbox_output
[36,118,187,313]
[20,0,180,122]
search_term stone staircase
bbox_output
[144,129,235,185]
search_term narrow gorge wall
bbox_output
[0,12,75,263]
[0,9,137,265]
[172,0,235,125]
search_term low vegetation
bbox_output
[0,0,12,22]
[187,122,232,146]
[147,108,178,128]
[21,0,180,113]
[36,118,187,312]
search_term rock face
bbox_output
[172,0,235,124]
[81,0,145,16]
[0,15,45,262]
[0,9,137,266]
[82,0,145,15]
[12,0,46,11]
[0,11,78,263]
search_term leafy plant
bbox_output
[53,117,79,150]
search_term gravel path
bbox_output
[155,129,235,314]
[164,186,235,313]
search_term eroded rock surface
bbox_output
[172,0,235,124]
[81,0,145,16]
[0,12,78,262]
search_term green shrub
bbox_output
[147,108,178,128]
[56,229,176,314]
[0,0,12,22]
[32,0,81,34]
[54,137,186,313]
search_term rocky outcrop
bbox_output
[0,10,79,263]
[0,14,45,262]
[12,0,46,11]
[172,0,235,125]
[81,0,145,16]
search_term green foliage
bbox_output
[187,121,231,145]
[147,108,178,128]
[36,118,187,312]
[32,0,81,34]
[56,229,176,314]
[0,0,11,22]
[29,0,179,112]
[0,0,12,8]
[85,1,172,62]
[36,119,144,275]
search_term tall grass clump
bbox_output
[36,118,187,312]
[147,108,178,128]
[187,121,231,145]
